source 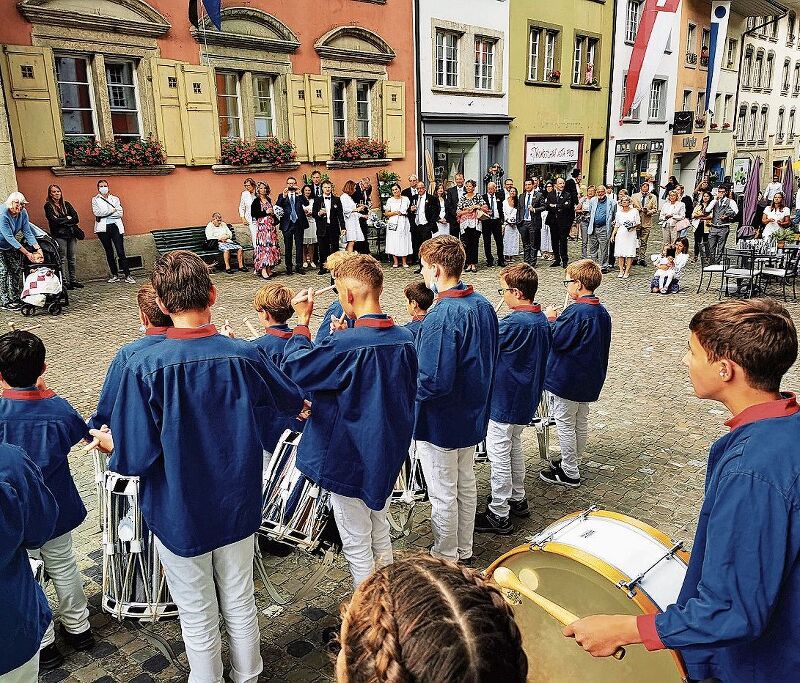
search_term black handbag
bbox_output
[204,238,219,250]
[73,225,85,240]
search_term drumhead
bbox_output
[488,547,685,682]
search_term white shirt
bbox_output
[323,195,332,223]
[416,193,426,225]
[763,206,790,238]
[92,193,124,234]
[765,182,784,201]
[487,193,500,219]
[205,221,232,241]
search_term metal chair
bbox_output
[696,249,724,293]
[719,247,762,299]
[760,247,800,301]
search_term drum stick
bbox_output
[243,318,260,338]
[493,567,626,661]
[315,284,337,296]
[495,297,504,314]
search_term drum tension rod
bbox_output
[529,506,598,550]
[616,542,685,598]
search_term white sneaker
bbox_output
[124,275,136,284]
[107,275,120,283]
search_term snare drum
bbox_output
[260,430,338,555]
[391,447,427,504]
[528,391,555,463]
[102,471,178,621]
[474,440,488,463]
[487,508,689,682]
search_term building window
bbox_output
[253,75,274,139]
[696,91,706,123]
[545,30,558,79]
[766,53,775,89]
[55,55,96,139]
[783,59,791,91]
[626,0,642,43]
[682,89,692,112]
[725,39,737,68]
[742,49,752,87]
[759,106,768,141]
[435,30,459,87]
[215,71,240,139]
[528,27,540,81]
[789,12,797,45]
[736,104,747,139]
[747,106,758,142]
[648,79,664,120]
[529,25,561,83]
[769,16,779,39]
[794,62,800,93]
[701,28,710,67]
[621,74,641,120]
[355,81,371,138]
[724,94,733,125]
[789,109,796,139]
[686,23,697,64]
[711,94,721,125]
[573,35,599,86]
[474,37,494,90]
[754,50,764,88]
[105,60,140,141]
[332,79,347,143]
[777,107,785,140]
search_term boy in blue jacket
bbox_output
[403,280,433,342]
[0,330,94,670]
[565,298,800,683]
[281,255,417,587]
[0,443,58,681]
[88,283,172,430]
[416,236,499,564]
[541,259,611,487]
[475,263,551,535]
[315,250,356,342]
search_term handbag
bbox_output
[204,238,219,250]
[674,218,691,232]
[73,225,85,240]
[476,208,489,221]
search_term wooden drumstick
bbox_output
[495,297,504,314]
[315,284,337,295]
[243,318,260,338]
[493,567,626,661]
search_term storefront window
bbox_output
[433,138,480,184]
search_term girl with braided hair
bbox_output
[336,554,528,683]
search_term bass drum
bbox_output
[487,508,689,683]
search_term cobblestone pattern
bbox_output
[16,243,800,682]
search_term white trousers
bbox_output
[0,652,38,682]
[28,531,90,648]
[247,221,257,252]
[550,395,590,479]
[417,441,477,561]
[330,493,392,589]
[154,536,262,683]
[486,421,526,518]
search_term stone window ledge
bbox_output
[524,81,562,88]
[51,165,175,177]
[570,84,602,91]
[431,86,505,98]
[326,158,391,169]
[212,162,301,175]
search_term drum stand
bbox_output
[529,391,556,465]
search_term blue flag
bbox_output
[202,0,222,30]
[705,2,730,113]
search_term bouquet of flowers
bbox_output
[272,205,285,221]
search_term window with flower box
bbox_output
[55,55,97,140]
[572,34,600,87]
[528,23,562,84]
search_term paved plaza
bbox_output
[22,246,800,683]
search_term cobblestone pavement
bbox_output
[18,241,800,683]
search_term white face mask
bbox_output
[99,187,109,195]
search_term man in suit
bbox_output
[565,169,581,207]
[411,180,437,273]
[312,180,344,275]
[518,178,546,266]
[481,181,505,267]
[276,176,308,275]
[351,177,372,255]
[445,172,466,237]
[310,170,324,199]
[631,181,658,265]
[546,177,575,267]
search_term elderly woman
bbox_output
[205,212,245,274]
[456,179,485,272]
[611,195,641,278]
[659,189,686,248]
[0,192,43,310]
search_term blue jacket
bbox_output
[0,206,39,252]
[544,295,611,403]
[404,316,425,342]
[316,300,354,342]
[88,327,169,430]
[414,283,499,448]
[0,443,58,675]
[281,315,417,510]
[641,395,800,682]
[0,388,89,539]
[109,325,305,557]
[490,305,552,425]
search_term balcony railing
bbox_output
[700,55,709,67]
[686,52,698,64]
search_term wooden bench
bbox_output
[151,225,253,268]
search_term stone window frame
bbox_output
[570,29,602,90]
[526,20,563,87]
[430,18,505,98]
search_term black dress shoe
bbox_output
[62,626,95,651]
[286,268,294,275]
[296,266,306,275]
[498,260,506,267]
[549,261,562,267]
[39,643,64,670]
[65,283,75,290]
[486,259,494,267]
[71,281,84,289]
[317,268,329,275]
[413,268,422,274]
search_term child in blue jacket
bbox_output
[541,259,611,487]
[403,280,433,342]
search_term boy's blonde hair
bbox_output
[565,259,602,292]
[418,235,465,278]
[253,282,295,323]
[336,254,383,291]
[325,250,357,277]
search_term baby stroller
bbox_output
[20,232,68,315]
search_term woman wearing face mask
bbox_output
[92,180,134,284]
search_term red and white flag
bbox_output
[621,0,682,121]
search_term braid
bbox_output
[367,569,411,683]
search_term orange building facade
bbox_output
[0,0,416,277]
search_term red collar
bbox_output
[166,325,218,340]
[146,326,169,336]
[511,304,542,313]
[263,325,292,339]
[412,315,426,321]
[436,284,474,300]
[576,295,600,305]
[355,316,394,329]
[725,393,799,431]
[2,388,56,401]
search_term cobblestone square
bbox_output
[23,248,800,683]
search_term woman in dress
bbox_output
[659,190,686,248]
[44,184,83,289]
[238,178,257,247]
[540,181,554,260]
[301,184,318,269]
[612,195,641,279]
[384,183,412,268]
[205,212,245,274]
[433,183,449,237]
[502,187,520,262]
[691,190,713,262]
[251,181,280,280]
[341,180,365,252]
[457,180,485,272]
[760,191,791,240]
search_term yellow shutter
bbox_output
[0,45,64,166]
[382,80,406,159]
[306,74,333,162]
[179,64,220,166]
[286,75,309,162]
[150,58,187,165]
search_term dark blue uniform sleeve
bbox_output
[66,406,91,447]
[416,318,457,402]
[281,335,344,392]
[549,310,584,353]
[655,472,796,649]
[88,353,126,430]
[248,353,305,420]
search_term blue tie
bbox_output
[525,193,530,220]
[289,193,298,223]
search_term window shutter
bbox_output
[306,74,333,162]
[0,45,64,166]
[286,75,309,161]
[381,80,405,159]
[179,64,220,166]
[150,58,187,165]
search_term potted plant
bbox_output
[695,116,706,128]
[710,122,719,130]
[722,122,732,129]
[377,170,400,200]
[547,70,561,83]
[772,227,796,249]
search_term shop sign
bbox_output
[682,137,698,149]
[526,140,580,164]
[732,157,751,194]
[632,141,650,153]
